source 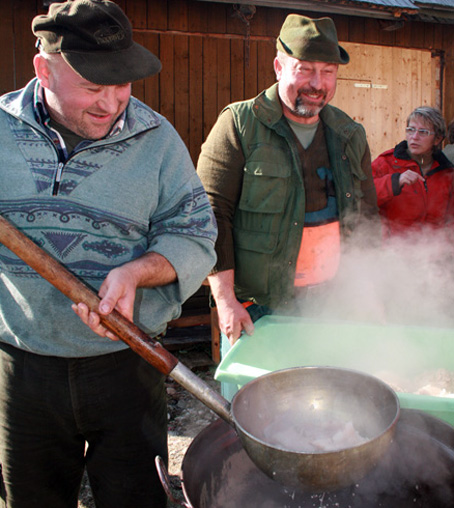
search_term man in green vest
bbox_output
[197,14,379,397]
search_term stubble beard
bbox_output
[291,89,327,118]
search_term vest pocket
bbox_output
[234,229,278,253]
[238,161,289,213]
[233,159,291,298]
[233,225,279,297]
[235,161,289,239]
[234,230,277,296]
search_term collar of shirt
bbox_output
[33,81,126,160]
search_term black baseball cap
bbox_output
[32,0,162,85]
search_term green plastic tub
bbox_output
[215,315,454,426]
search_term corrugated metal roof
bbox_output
[353,0,454,6]
[414,0,454,6]
[347,0,454,22]
[207,0,454,22]
[335,0,454,11]
[350,0,416,8]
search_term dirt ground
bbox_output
[77,339,219,508]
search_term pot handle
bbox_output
[155,456,192,508]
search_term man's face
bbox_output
[35,54,131,140]
[274,53,338,124]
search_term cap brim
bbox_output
[339,45,350,65]
[62,42,162,85]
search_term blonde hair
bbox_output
[407,106,446,139]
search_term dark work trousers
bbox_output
[0,342,168,508]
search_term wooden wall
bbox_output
[1,0,453,163]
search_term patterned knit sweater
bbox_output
[0,79,217,356]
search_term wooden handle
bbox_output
[0,215,178,375]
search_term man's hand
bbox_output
[72,265,137,340]
[216,297,254,345]
[72,252,177,340]
[208,270,254,345]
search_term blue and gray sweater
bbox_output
[0,79,217,357]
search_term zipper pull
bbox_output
[52,162,64,196]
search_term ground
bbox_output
[77,338,219,508]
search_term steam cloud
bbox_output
[303,225,454,329]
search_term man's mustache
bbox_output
[297,87,327,98]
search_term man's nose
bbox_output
[96,86,118,112]
[309,71,322,89]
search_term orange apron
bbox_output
[294,221,340,287]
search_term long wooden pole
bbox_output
[0,215,232,424]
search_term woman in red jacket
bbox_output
[372,106,454,239]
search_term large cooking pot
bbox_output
[0,216,398,491]
[157,408,454,508]
[231,366,399,490]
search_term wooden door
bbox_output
[331,43,440,160]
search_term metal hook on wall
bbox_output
[232,4,257,67]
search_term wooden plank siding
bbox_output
[0,0,15,95]
[0,0,453,161]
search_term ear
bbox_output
[33,53,51,88]
[434,135,444,149]
[274,56,283,81]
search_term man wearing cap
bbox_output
[197,14,378,395]
[0,1,216,507]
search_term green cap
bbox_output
[32,0,162,85]
[277,14,349,65]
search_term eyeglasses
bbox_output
[405,127,435,138]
